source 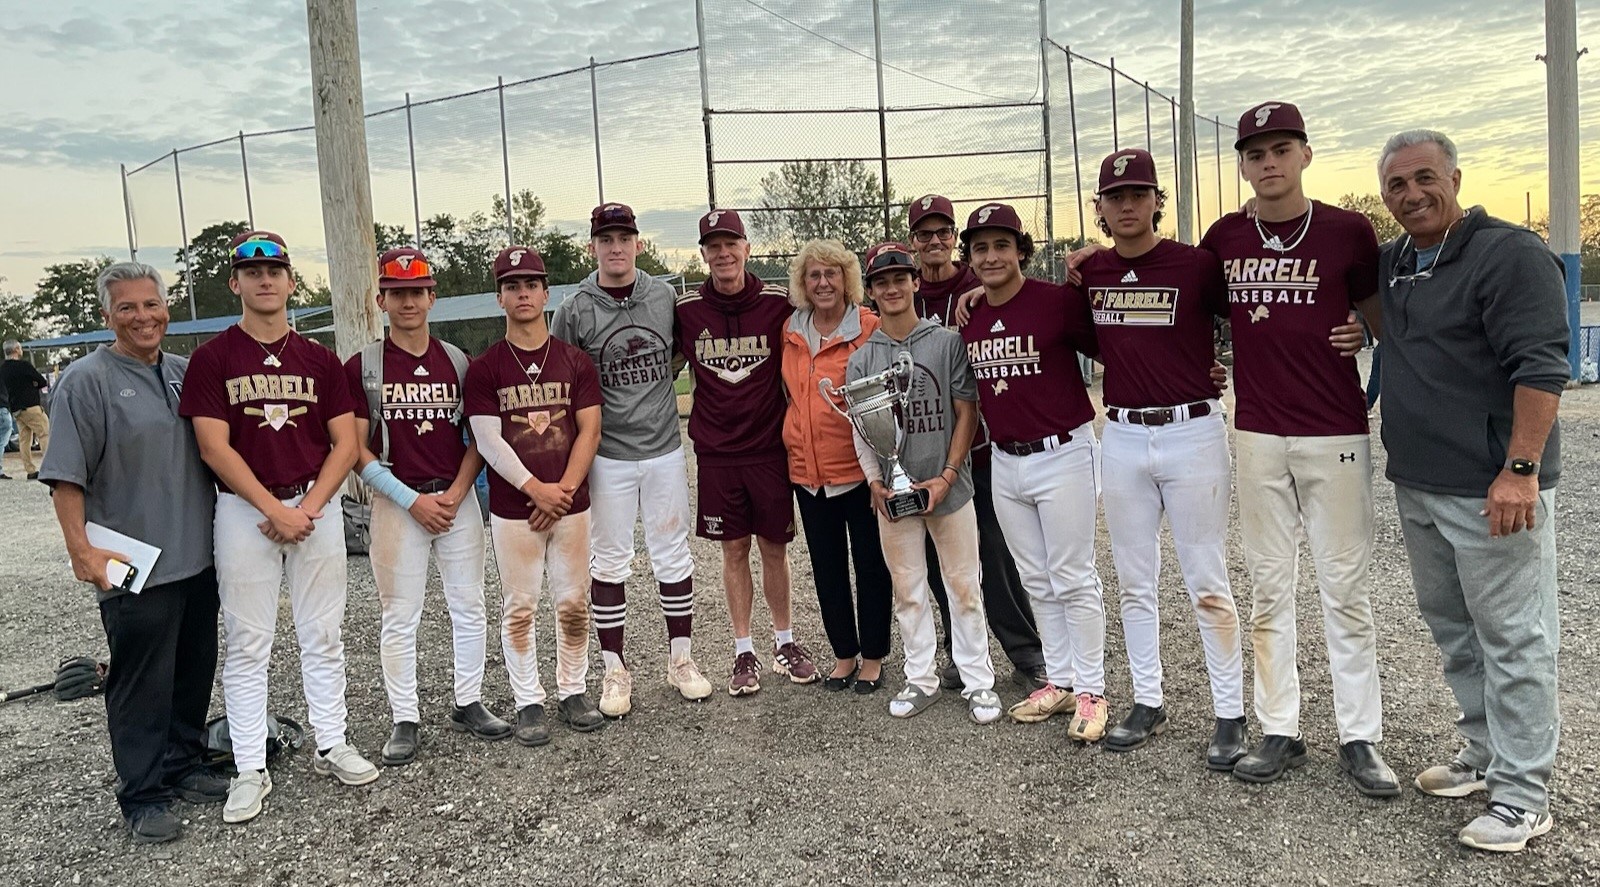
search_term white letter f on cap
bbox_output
[1112,154,1134,176]
[509,249,527,265]
[976,205,997,224]
[706,211,723,226]
[1254,103,1282,127]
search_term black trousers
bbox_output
[794,484,893,660]
[98,567,219,817]
[926,454,1044,670]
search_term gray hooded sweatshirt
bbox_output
[1377,206,1568,497]
[551,269,682,461]
[846,318,977,517]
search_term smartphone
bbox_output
[105,559,138,592]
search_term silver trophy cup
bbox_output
[819,351,928,520]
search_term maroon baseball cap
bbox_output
[227,230,291,268]
[377,247,436,289]
[590,202,639,236]
[1096,149,1160,195]
[1234,101,1308,150]
[697,209,747,244]
[908,194,957,230]
[864,242,919,282]
[959,202,1025,243]
[493,245,547,282]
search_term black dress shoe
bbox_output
[823,668,857,692]
[1104,703,1168,752]
[450,702,513,741]
[939,659,963,690]
[556,694,607,733]
[128,805,182,844]
[852,674,884,695]
[515,704,551,747]
[382,722,420,766]
[1339,740,1401,798]
[1233,734,1308,784]
[1010,665,1048,692]
[1206,716,1249,771]
[173,767,230,803]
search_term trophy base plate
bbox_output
[885,488,930,520]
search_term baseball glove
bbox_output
[52,656,108,701]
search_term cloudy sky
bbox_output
[2,0,1596,301]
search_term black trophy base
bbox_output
[885,488,931,520]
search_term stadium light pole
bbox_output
[307,0,381,360]
[1176,0,1196,244]
[1542,0,1584,380]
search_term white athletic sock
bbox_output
[600,650,623,671]
[734,636,755,656]
[774,629,794,647]
[670,636,692,660]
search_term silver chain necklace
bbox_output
[1255,201,1314,253]
[505,337,547,388]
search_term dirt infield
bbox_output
[1,358,1597,886]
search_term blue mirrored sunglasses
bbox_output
[233,239,287,260]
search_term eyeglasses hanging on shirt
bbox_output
[1388,212,1467,287]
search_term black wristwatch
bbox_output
[1507,458,1538,476]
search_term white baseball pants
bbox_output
[489,512,592,709]
[214,488,349,770]
[989,425,1107,696]
[1236,430,1381,743]
[1101,407,1244,718]
[588,450,695,585]
[369,493,489,725]
[876,501,995,696]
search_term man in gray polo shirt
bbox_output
[41,262,224,844]
[1376,130,1568,854]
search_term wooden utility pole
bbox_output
[1176,0,1196,244]
[307,0,380,359]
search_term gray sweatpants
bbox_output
[1394,484,1560,814]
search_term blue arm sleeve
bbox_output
[359,461,421,510]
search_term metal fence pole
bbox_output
[499,76,514,238]
[1169,97,1179,189]
[172,150,197,320]
[239,131,255,229]
[695,0,716,209]
[1109,56,1119,148]
[1038,0,1055,273]
[1064,47,1085,240]
[120,164,137,261]
[589,59,605,205]
[871,0,891,238]
[405,92,421,248]
[1213,117,1223,219]
[1143,83,1153,152]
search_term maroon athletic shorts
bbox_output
[696,456,795,543]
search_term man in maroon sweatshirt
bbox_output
[675,210,819,695]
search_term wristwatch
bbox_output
[1507,458,1538,476]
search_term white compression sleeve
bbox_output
[853,428,884,484]
[468,415,534,492]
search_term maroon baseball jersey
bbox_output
[1201,202,1379,436]
[961,278,1098,445]
[674,273,792,463]
[179,325,357,492]
[914,262,981,329]
[463,337,602,520]
[1077,239,1228,409]
[601,283,632,302]
[342,338,468,487]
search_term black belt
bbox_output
[1107,401,1212,427]
[265,482,310,500]
[996,431,1074,456]
[415,478,453,494]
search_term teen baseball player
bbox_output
[848,242,1002,724]
[551,203,713,718]
[344,247,512,766]
[1200,101,1397,795]
[464,246,606,744]
[908,194,1046,693]
[1077,149,1247,769]
[179,231,375,825]
[675,209,819,695]
[957,203,1109,742]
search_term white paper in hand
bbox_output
[83,522,162,594]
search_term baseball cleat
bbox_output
[222,770,272,824]
[1007,683,1074,724]
[1104,703,1169,752]
[1067,693,1109,742]
[667,655,714,701]
[313,743,380,786]
[599,665,633,718]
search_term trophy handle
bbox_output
[817,378,854,421]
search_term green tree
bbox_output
[679,254,708,285]
[637,239,673,278]
[30,257,113,334]
[171,220,251,320]
[752,159,906,255]
[0,282,39,343]
[374,223,413,253]
[1336,193,1404,245]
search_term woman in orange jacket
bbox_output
[781,239,893,693]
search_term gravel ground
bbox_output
[1,352,1597,886]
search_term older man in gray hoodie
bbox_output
[1376,130,1568,854]
[551,203,713,719]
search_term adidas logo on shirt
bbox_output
[1121,270,1139,283]
[413,365,429,376]
[990,319,1006,333]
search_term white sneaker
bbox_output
[667,655,714,701]
[222,769,272,824]
[313,743,380,786]
[600,665,633,718]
